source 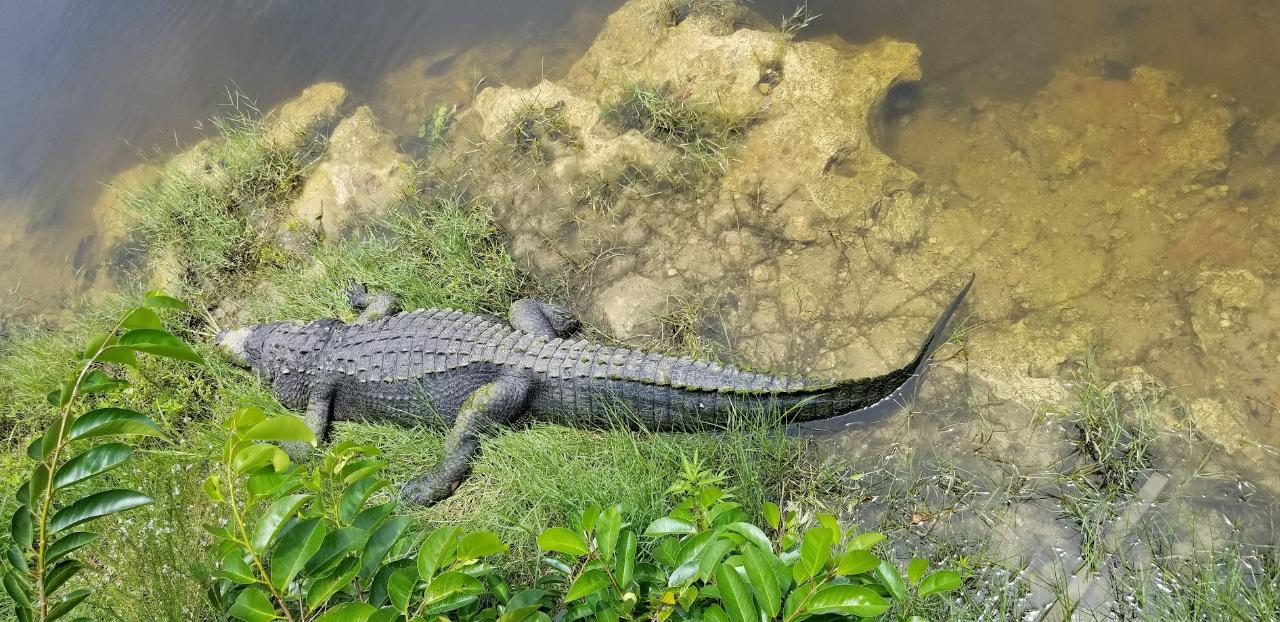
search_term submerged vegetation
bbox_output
[605,83,756,177]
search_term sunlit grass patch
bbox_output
[123,105,321,307]
[332,412,812,579]
[228,189,523,326]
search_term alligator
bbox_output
[216,277,972,505]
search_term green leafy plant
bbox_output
[206,420,960,622]
[2,291,201,622]
[205,407,510,621]
[535,452,963,622]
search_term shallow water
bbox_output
[2,0,1278,614]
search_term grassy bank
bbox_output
[0,105,815,621]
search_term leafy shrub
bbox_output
[2,292,201,622]
[206,416,961,622]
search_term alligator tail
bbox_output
[789,274,974,433]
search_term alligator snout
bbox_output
[214,326,254,367]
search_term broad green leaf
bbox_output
[46,588,89,621]
[217,552,257,585]
[423,571,484,607]
[117,328,202,363]
[10,506,32,549]
[456,531,507,562]
[44,559,83,596]
[6,544,27,573]
[723,522,771,553]
[244,416,316,444]
[247,470,299,498]
[836,549,880,576]
[46,532,97,564]
[762,502,780,530]
[314,601,378,622]
[816,513,841,543]
[77,370,129,395]
[616,530,636,587]
[696,539,734,582]
[305,556,362,610]
[3,570,30,608]
[703,604,729,622]
[642,517,696,537]
[341,458,386,485]
[804,584,890,618]
[229,587,279,622]
[361,516,411,581]
[307,527,370,575]
[498,605,544,622]
[846,531,885,551]
[741,544,783,618]
[67,408,164,442]
[143,290,189,310]
[537,527,588,557]
[49,488,151,532]
[339,477,388,524]
[368,608,401,622]
[918,570,962,598]
[232,444,290,474]
[352,501,397,532]
[595,505,622,562]
[229,405,268,431]
[907,557,929,584]
[121,307,163,330]
[416,525,461,579]
[796,526,833,581]
[875,558,908,601]
[714,562,757,622]
[271,518,327,590]
[204,474,224,501]
[388,566,419,612]
[53,443,132,489]
[250,494,310,552]
[564,569,609,601]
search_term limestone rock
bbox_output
[1186,398,1251,451]
[1189,269,1264,354]
[264,81,348,148]
[595,274,667,340]
[287,106,410,243]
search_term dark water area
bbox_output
[0,0,619,312]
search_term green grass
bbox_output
[333,411,813,579]
[605,83,756,179]
[122,105,320,307]
[504,101,582,165]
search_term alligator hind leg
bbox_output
[401,373,533,506]
[346,279,401,324]
[509,299,579,337]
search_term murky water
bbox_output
[2,0,1278,614]
[0,0,618,316]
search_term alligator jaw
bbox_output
[215,326,255,367]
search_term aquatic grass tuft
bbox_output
[605,82,757,178]
[503,100,582,165]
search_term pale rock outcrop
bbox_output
[287,106,410,243]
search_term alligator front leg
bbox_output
[346,279,401,325]
[401,372,533,506]
[282,386,333,460]
[509,299,579,337]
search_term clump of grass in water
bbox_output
[125,103,320,306]
[605,83,756,177]
[1054,355,1158,569]
[504,100,582,165]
